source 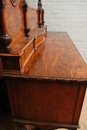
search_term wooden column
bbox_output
[0,0,12,53]
[38,0,44,27]
[22,0,30,37]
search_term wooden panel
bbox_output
[2,56,20,71]
[6,78,17,117]
[0,28,45,74]
[8,78,83,124]
[73,84,86,123]
[5,0,23,40]
[28,7,38,33]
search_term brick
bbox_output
[27,0,87,63]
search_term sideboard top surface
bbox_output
[23,32,87,81]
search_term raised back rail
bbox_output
[0,0,46,74]
[0,0,45,53]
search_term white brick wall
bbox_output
[27,0,87,63]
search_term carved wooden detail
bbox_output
[0,0,12,53]
[22,0,30,37]
[0,0,46,74]
[1,28,45,74]
[10,0,17,7]
[38,0,44,27]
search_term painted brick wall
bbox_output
[27,0,87,63]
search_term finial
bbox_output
[0,0,12,53]
[38,0,42,8]
[38,0,45,27]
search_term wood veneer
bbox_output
[0,0,87,130]
[0,0,46,74]
[4,32,87,130]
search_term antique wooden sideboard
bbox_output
[0,0,87,130]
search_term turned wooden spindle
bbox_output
[42,8,44,26]
[0,0,12,53]
[38,0,44,27]
[38,0,42,8]
[22,0,30,37]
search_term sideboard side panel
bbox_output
[73,84,86,123]
[6,78,85,125]
[6,78,20,118]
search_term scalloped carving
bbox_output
[10,0,17,7]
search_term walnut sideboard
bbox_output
[2,32,87,130]
[0,0,87,130]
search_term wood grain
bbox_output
[24,32,87,81]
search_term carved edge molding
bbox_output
[13,118,79,130]
[10,0,17,7]
[22,0,30,37]
[0,0,12,53]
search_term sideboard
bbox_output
[0,0,87,130]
